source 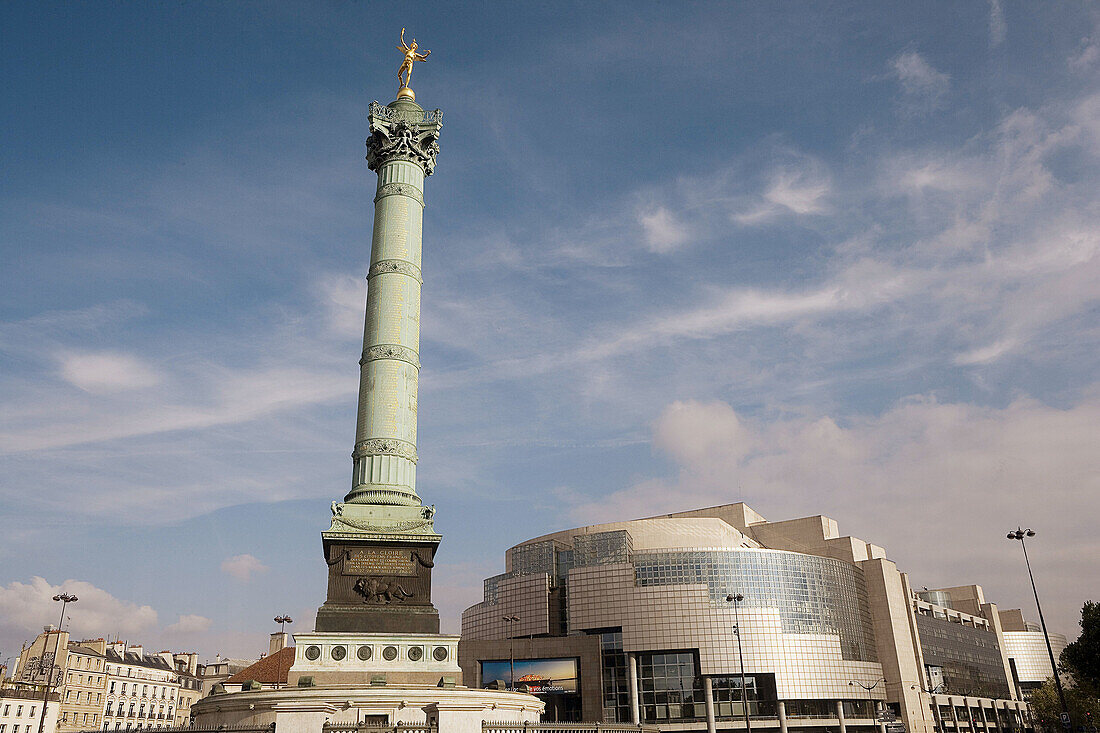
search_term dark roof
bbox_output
[225,648,295,685]
[104,648,173,671]
[67,644,105,657]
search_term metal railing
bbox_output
[74,726,274,733]
[482,723,659,733]
[323,724,433,733]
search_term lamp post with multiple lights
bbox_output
[37,593,77,733]
[502,615,519,691]
[725,593,751,733]
[274,615,293,632]
[1006,527,1070,730]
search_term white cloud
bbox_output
[315,274,366,338]
[954,338,1019,365]
[890,50,950,106]
[989,0,1007,47]
[638,206,691,253]
[164,614,213,634]
[1069,37,1099,71]
[58,351,160,393]
[220,554,268,582]
[734,166,830,224]
[0,577,158,646]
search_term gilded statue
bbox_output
[396,28,430,95]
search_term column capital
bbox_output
[366,100,443,174]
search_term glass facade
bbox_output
[600,633,630,724]
[638,651,703,723]
[634,549,878,662]
[574,531,633,567]
[915,613,1011,699]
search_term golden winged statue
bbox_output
[396,28,430,98]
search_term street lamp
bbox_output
[1006,528,1070,730]
[274,615,293,632]
[38,593,77,733]
[502,615,519,691]
[726,593,751,733]
[911,683,944,733]
[850,679,885,721]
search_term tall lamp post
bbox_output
[502,615,519,691]
[850,679,885,721]
[1006,528,1070,729]
[274,615,293,632]
[726,593,751,733]
[38,593,77,733]
[911,683,944,733]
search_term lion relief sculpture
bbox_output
[353,577,414,604]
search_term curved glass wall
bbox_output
[633,549,877,662]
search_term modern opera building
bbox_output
[460,504,1044,733]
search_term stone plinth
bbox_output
[289,632,460,687]
[190,684,543,733]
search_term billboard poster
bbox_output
[480,657,578,694]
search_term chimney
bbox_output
[81,639,107,655]
[173,653,198,676]
[127,645,143,658]
[269,632,288,656]
[110,641,125,655]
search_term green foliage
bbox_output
[1062,601,1100,689]
[1027,677,1099,732]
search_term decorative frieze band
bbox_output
[353,438,418,464]
[375,182,424,206]
[367,259,423,283]
[360,343,420,369]
[368,100,444,126]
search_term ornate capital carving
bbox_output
[368,258,423,283]
[366,101,443,175]
[361,343,420,369]
[353,438,418,464]
[375,182,424,206]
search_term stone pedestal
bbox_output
[288,633,460,687]
[316,526,441,634]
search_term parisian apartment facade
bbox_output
[11,632,234,732]
[461,503,1057,733]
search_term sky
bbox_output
[1,1,1098,664]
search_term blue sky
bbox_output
[1,1,1098,661]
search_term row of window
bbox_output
[1,725,35,733]
[63,691,101,705]
[66,674,102,687]
[60,712,96,725]
[102,723,176,730]
[107,683,174,700]
[105,703,172,718]
[1,705,37,718]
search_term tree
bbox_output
[1028,678,1099,733]
[1062,601,1100,689]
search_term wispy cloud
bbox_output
[889,50,950,109]
[57,351,160,393]
[734,162,830,224]
[220,554,268,582]
[989,0,1007,47]
[638,205,691,253]
[165,614,213,634]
